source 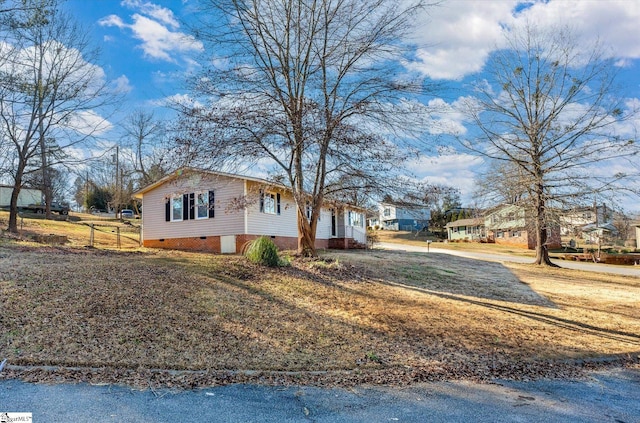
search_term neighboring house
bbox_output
[132,168,367,253]
[560,205,613,237]
[484,204,561,250]
[445,218,485,242]
[579,222,619,245]
[0,185,42,208]
[379,201,431,231]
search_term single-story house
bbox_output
[485,204,561,250]
[132,168,367,253]
[579,222,618,245]
[379,201,431,231]
[446,218,485,242]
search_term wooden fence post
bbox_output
[89,223,94,247]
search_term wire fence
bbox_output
[3,211,143,249]
[82,222,142,249]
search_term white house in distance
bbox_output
[132,168,367,253]
[378,201,431,231]
[0,185,42,208]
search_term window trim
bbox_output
[260,191,281,215]
[195,191,209,220]
[171,195,183,222]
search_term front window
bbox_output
[263,193,276,214]
[196,192,209,219]
[349,211,363,227]
[172,195,182,221]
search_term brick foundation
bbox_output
[145,236,222,253]
[145,235,330,254]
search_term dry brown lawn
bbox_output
[0,216,638,388]
[374,229,536,256]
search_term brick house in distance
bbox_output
[485,204,561,250]
[133,168,367,253]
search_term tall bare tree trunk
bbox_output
[8,165,26,233]
[297,208,317,256]
[533,184,555,266]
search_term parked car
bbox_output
[121,209,135,218]
[23,202,70,215]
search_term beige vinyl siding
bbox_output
[315,208,333,240]
[245,181,298,238]
[141,174,245,241]
[244,182,334,240]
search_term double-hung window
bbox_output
[260,191,280,215]
[196,191,209,219]
[348,211,363,227]
[166,190,215,222]
[171,195,183,221]
[264,193,276,214]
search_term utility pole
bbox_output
[115,145,119,217]
[112,145,119,217]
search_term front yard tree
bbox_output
[0,0,113,232]
[179,0,429,256]
[465,23,638,266]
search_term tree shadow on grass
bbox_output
[388,280,640,346]
[328,250,555,307]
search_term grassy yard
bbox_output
[373,229,537,256]
[0,215,639,388]
[0,210,140,249]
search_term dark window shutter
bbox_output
[259,190,264,213]
[208,190,215,218]
[189,193,195,220]
[276,193,281,215]
[165,198,170,222]
[183,194,189,220]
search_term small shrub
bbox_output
[244,236,281,267]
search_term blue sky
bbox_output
[63,0,640,212]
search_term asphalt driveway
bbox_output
[1,368,639,422]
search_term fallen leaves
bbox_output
[1,240,639,389]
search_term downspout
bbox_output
[244,180,248,235]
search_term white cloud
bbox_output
[99,2,203,63]
[112,75,133,94]
[407,0,517,80]
[407,153,485,204]
[520,0,640,60]
[407,0,640,80]
[98,14,126,28]
[150,93,202,109]
[66,111,113,136]
[121,0,180,29]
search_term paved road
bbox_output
[378,242,640,277]
[2,368,639,422]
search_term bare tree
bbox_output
[120,109,171,188]
[0,0,114,231]
[178,0,432,256]
[464,23,639,265]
